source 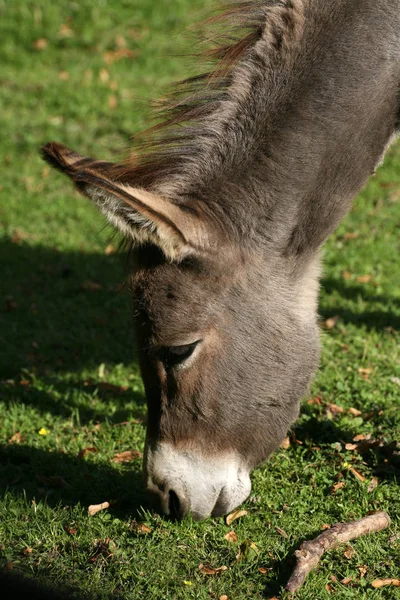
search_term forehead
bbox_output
[131,252,226,343]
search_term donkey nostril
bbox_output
[168,489,190,520]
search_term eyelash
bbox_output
[160,341,199,368]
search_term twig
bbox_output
[285,511,391,594]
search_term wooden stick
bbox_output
[285,511,391,594]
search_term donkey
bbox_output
[42,0,400,520]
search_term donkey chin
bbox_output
[144,441,252,521]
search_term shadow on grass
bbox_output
[0,444,149,516]
[320,276,400,331]
[293,407,400,482]
[0,570,88,600]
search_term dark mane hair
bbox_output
[117,0,305,189]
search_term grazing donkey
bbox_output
[42,0,400,520]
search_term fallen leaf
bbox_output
[219,596,229,600]
[341,576,353,585]
[64,527,77,536]
[23,547,33,555]
[33,38,47,50]
[330,575,338,583]
[9,432,22,444]
[325,315,340,329]
[183,581,193,586]
[258,567,270,575]
[307,396,323,406]
[390,377,400,386]
[344,232,359,240]
[275,526,289,539]
[225,509,248,526]
[130,520,152,534]
[356,275,372,284]
[332,481,346,494]
[108,94,118,110]
[321,524,332,530]
[88,501,110,516]
[78,446,98,459]
[198,563,228,575]
[224,530,238,543]
[325,583,334,592]
[344,545,355,560]
[58,23,74,38]
[98,382,128,394]
[326,403,344,414]
[105,244,116,255]
[348,407,362,417]
[349,467,366,482]
[103,48,135,64]
[89,538,116,562]
[235,539,260,562]
[345,443,358,451]
[111,450,142,463]
[58,71,69,81]
[371,579,400,588]
[358,565,368,578]
[367,477,378,493]
[280,436,290,449]
[353,433,371,442]
[342,271,351,280]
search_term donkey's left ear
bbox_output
[41,142,213,261]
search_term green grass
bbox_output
[0,1,399,599]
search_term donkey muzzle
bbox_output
[144,442,251,521]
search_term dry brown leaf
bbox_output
[353,433,371,442]
[358,565,368,578]
[78,447,97,459]
[371,579,400,588]
[342,271,351,280]
[108,94,118,110]
[332,481,346,494]
[307,396,323,406]
[105,244,116,255]
[321,524,332,530]
[325,315,340,330]
[9,432,22,444]
[341,576,353,585]
[325,583,334,592]
[349,467,366,482]
[367,477,378,493]
[89,538,116,562]
[130,520,152,534]
[225,509,248,526]
[224,530,238,543]
[344,232,359,240]
[345,443,358,451]
[111,450,142,463]
[258,567,270,574]
[330,575,338,583]
[280,436,291,449]
[199,563,228,575]
[344,545,355,560]
[275,526,289,539]
[348,407,362,417]
[33,38,47,50]
[103,48,135,64]
[23,547,33,555]
[326,403,344,414]
[356,275,372,284]
[88,501,110,516]
[97,382,128,394]
[64,527,77,536]
[219,596,229,600]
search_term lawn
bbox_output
[0,1,399,599]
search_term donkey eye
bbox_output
[161,341,199,368]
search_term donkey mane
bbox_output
[118,0,305,193]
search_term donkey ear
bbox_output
[41,142,211,261]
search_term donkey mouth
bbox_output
[144,441,252,521]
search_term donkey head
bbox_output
[42,142,320,520]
